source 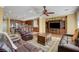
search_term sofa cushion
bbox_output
[24,42,43,52]
[16,45,30,52]
[62,43,79,51]
[1,42,12,52]
[0,34,12,52]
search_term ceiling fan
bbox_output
[42,6,55,16]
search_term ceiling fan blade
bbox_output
[43,6,46,10]
[47,12,54,14]
[43,6,48,15]
[46,14,49,16]
[44,13,49,16]
[42,6,54,16]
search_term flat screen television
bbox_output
[50,22,60,29]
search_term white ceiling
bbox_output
[3,6,78,21]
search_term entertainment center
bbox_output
[46,17,67,34]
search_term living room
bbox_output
[0,6,79,52]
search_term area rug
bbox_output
[27,35,62,52]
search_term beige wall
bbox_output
[6,17,10,33]
[67,13,77,34]
[0,7,3,32]
[33,19,38,27]
[39,16,46,33]
[77,12,79,28]
[38,14,77,34]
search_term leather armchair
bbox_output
[58,34,79,52]
[20,31,33,41]
[18,28,33,41]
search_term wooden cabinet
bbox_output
[46,19,66,34]
[33,27,39,32]
[60,29,66,34]
[37,35,46,45]
[25,20,33,25]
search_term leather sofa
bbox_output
[58,29,79,52]
[17,28,33,41]
[20,31,33,41]
[0,32,17,52]
[0,32,42,52]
